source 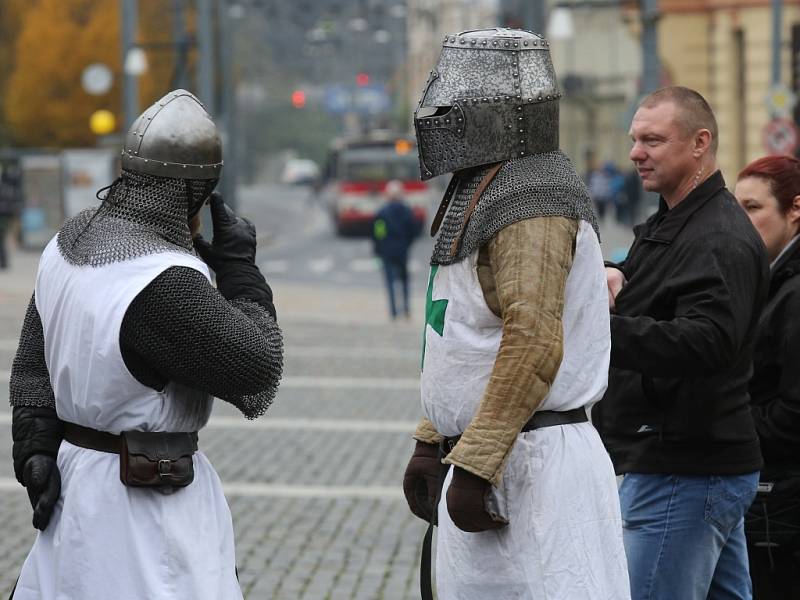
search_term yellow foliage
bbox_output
[5,0,181,148]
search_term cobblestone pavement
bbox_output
[0,188,635,599]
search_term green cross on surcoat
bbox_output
[421,265,448,369]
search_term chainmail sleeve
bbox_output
[9,294,55,409]
[120,266,283,418]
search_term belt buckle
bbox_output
[158,459,173,477]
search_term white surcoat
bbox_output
[421,221,631,600]
[14,238,242,600]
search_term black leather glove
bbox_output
[193,192,276,319]
[403,441,444,522]
[12,406,64,531]
[22,455,61,530]
[446,466,508,533]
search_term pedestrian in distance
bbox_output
[734,155,800,599]
[9,90,283,599]
[372,179,418,320]
[0,163,23,269]
[402,28,630,600]
[595,86,769,600]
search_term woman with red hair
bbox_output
[735,155,800,598]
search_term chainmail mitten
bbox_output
[120,266,283,418]
[10,294,55,409]
[193,193,276,318]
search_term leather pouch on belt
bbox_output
[119,431,197,491]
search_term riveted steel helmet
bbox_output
[121,89,223,180]
[414,28,561,180]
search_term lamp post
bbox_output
[121,0,140,130]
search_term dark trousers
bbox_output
[746,479,800,599]
[381,257,409,318]
[0,224,7,269]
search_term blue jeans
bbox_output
[381,257,409,318]
[620,472,759,600]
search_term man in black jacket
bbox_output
[595,86,769,600]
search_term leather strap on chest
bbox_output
[449,162,503,258]
[429,163,503,244]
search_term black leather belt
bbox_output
[63,422,198,455]
[440,406,588,453]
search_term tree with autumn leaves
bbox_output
[3,0,180,148]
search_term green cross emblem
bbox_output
[421,265,448,369]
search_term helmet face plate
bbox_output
[414,29,561,180]
[121,90,223,180]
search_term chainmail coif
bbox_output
[431,151,598,265]
[57,169,216,267]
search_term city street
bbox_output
[0,184,633,599]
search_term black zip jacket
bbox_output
[594,171,768,475]
[749,239,800,481]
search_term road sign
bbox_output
[766,84,797,118]
[763,117,800,155]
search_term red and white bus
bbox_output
[321,132,432,236]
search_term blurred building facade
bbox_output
[547,3,642,176]
[647,0,800,180]
[405,0,500,128]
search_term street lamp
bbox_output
[124,47,148,77]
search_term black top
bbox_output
[749,239,800,480]
[594,171,769,476]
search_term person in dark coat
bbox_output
[734,155,800,599]
[595,86,769,600]
[0,164,23,269]
[372,180,418,319]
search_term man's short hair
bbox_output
[639,86,719,154]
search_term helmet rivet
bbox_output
[524,41,529,46]
[460,39,465,44]
[471,39,476,45]
[547,95,551,100]
[520,140,525,144]
[504,42,509,47]
[533,41,538,47]
[538,96,543,101]
[493,41,497,46]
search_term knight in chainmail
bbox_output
[401,29,630,600]
[9,90,282,600]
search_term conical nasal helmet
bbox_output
[414,28,561,180]
[121,89,223,180]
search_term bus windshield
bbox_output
[338,147,419,182]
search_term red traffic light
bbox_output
[291,89,306,108]
[356,72,370,87]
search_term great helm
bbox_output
[414,28,561,180]
[121,89,223,180]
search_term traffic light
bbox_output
[356,72,370,87]
[291,89,306,109]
